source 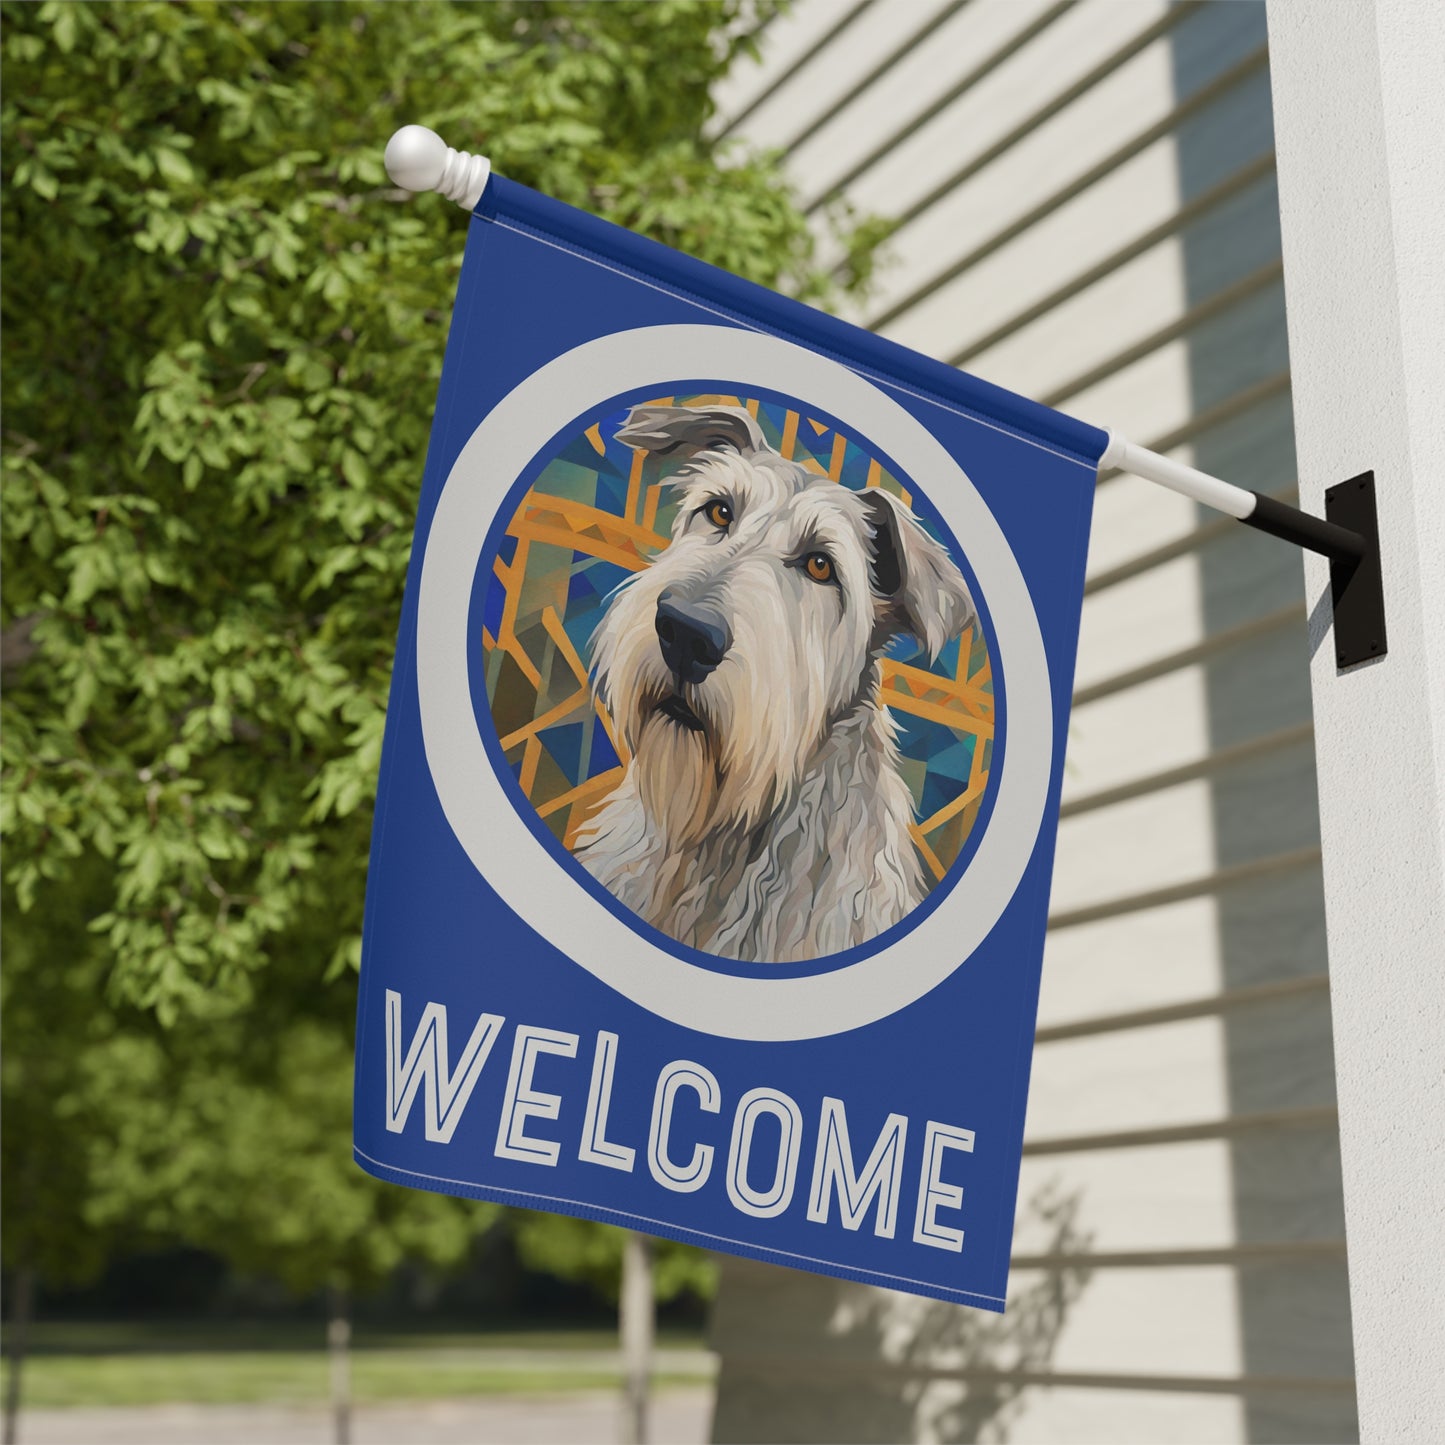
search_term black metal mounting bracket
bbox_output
[1324,472,1387,668]
[1242,471,1386,669]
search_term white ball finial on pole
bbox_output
[384,126,491,211]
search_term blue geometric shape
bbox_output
[541,721,585,784]
[588,720,621,776]
[926,739,973,782]
[482,574,505,641]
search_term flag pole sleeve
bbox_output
[384,126,491,211]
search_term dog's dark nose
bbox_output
[656,593,731,684]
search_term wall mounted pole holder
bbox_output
[1098,432,1386,670]
[1244,472,1386,669]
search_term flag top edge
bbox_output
[474,175,1109,470]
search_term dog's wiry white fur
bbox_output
[573,405,976,963]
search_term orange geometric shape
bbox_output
[909,823,948,882]
[498,685,591,752]
[918,775,989,837]
[882,659,995,719]
[879,686,995,739]
[518,736,542,797]
[780,410,799,460]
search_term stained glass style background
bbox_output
[479,393,995,895]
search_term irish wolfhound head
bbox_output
[587,404,976,850]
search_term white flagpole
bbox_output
[1099,429,1255,519]
[1099,430,1369,562]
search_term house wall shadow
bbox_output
[1169,5,1358,1440]
[709,1182,1092,1444]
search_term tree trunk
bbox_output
[3,1267,35,1445]
[619,1231,654,1445]
[327,1281,351,1445]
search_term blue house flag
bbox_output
[353,166,1107,1313]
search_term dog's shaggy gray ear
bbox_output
[860,490,977,659]
[614,405,767,458]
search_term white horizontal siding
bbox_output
[1085,472,1202,577]
[798,0,1082,215]
[1051,780,1218,915]
[725,0,966,155]
[786,0,1052,189]
[706,2,1354,1440]
[963,1385,1246,1445]
[960,230,1191,395]
[1014,1140,1237,1254]
[1025,1266,1244,1376]
[848,2,1175,251]
[708,0,880,130]
[1064,666,1213,795]
[1025,1016,1233,1137]
[1038,896,1224,1024]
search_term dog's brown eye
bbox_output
[704,499,733,530]
[804,553,834,584]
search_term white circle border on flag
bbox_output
[416,324,1053,1041]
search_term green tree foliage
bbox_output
[512,1211,718,1305]
[0,871,126,1292]
[2,0,878,1016]
[3,907,488,1299]
[80,1015,488,1296]
[1,0,882,1309]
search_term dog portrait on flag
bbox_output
[479,393,996,966]
[359,157,1104,1313]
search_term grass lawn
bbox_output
[0,1324,714,1409]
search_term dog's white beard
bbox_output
[632,714,719,848]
